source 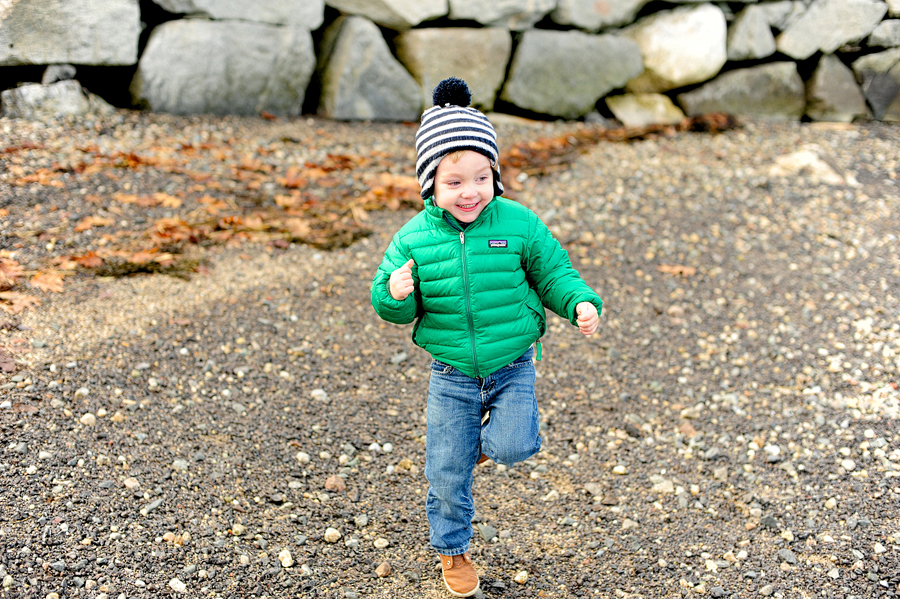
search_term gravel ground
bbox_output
[1,112,899,599]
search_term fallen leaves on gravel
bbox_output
[0,112,739,314]
[501,112,741,179]
[30,271,65,293]
[0,258,24,289]
[0,291,41,314]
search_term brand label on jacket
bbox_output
[488,240,507,248]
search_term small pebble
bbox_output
[325,475,347,492]
[324,527,341,543]
[278,549,293,568]
[514,571,529,584]
[375,562,391,577]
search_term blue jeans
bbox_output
[424,347,541,555]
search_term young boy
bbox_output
[371,77,602,597]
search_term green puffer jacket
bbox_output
[371,196,603,378]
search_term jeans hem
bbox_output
[432,543,470,557]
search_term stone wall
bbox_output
[1,0,899,123]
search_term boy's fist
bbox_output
[576,302,599,336]
[389,258,416,300]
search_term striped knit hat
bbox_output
[415,77,503,201]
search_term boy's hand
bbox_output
[576,302,599,336]
[389,259,416,301]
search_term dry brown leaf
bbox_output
[304,166,329,180]
[113,192,140,204]
[657,264,697,277]
[284,217,311,238]
[274,193,302,209]
[242,215,266,231]
[11,168,64,187]
[153,192,182,208]
[0,292,41,314]
[31,271,65,293]
[130,250,157,264]
[279,167,308,189]
[71,252,104,268]
[150,218,197,243]
[351,206,368,223]
[73,215,115,233]
[0,258,24,291]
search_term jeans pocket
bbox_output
[506,347,535,370]
[431,359,454,375]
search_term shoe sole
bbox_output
[443,578,480,598]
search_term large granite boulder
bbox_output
[776,0,888,60]
[500,30,643,119]
[551,0,651,31]
[889,0,900,16]
[605,93,686,128]
[759,1,808,31]
[448,0,556,30]
[728,5,777,61]
[624,4,727,93]
[394,28,511,111]
[317,17,421,121]
[868,20,900,47]
[852,48,900,121]
[677,62,806,121]
[806,54,869,122]
[0,0,140,66]
[131,19,316,116]
[325,0,447,29]
[152,0,324,27]
[1,80,114,119]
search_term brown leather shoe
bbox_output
[438,552,480,597]
[476,453,490,465]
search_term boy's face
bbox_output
[433,151,494,224]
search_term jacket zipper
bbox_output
[459,230,480,377]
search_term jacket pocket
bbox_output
[524,289,546,337]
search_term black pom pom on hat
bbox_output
[432,76,471,108]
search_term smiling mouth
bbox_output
[458,202,479,210]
